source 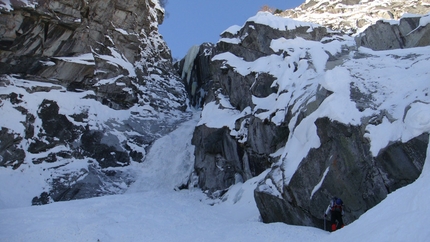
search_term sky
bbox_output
[158,0,305,59]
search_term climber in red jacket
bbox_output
[324,197,345,232]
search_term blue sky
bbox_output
[158,0,305,59]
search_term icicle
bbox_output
[181,45,200,85]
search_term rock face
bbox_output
[0,0,189,205]
[254,119,427,226]
[281,0,430,33]
[181,10,430,229]
[176,43,216,108]
[187,16,329,194]
[356,16,430,50]
[0,0,180,110]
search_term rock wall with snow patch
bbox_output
[356,14,430,50]
[0,0,183,110]
[182,11,430,228]
[0,0,189,206]
[281,0,430,34]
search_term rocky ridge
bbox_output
[282,0,430,33]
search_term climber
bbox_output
[324,196,344,232]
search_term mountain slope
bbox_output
[0,0,190,206]
[1,108,429,241]
[1,1,430,239]
[183,10,430,228]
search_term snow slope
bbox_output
[0,114,325,242]
[1,109,429,241]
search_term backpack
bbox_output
[332,198,343,212]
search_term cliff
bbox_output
[0,0,189,205]
[182,8,430,228]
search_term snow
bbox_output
[53,53,95,66]
[197,97,251,129]
[221,25,242,35]
[287,0,429,35]
[1,110,430,241]
[311,166,330,199]
[40,60,56,66]
[94,47,136,77]
[403,102,430,142]
[151,0,164,14]
[248,11,320,31]
[0,0,37,11]
[0,165,51,208]
[115,28,130,35]
[127,112,199,192]
[419,13,430,27]
[0,74,173,208]
[218,37,241,44]
[93,75,125,86]
[209,12,430,183]
[0,111,326,241]
[212,52,286,77]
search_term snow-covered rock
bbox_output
[182,11,430,229]
[176,43,216,107]
[0,0,190,206]
[281,0,430,33]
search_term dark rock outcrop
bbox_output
[0,127,26,168]
[191,119,289,194]
[177,43,217,108]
